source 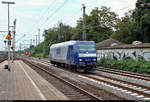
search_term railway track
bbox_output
[0,54,8,63]
[22,58,102,100]
[95,67,150,82]
[54,65,150,100]
[35,58,150,84]
[87,72,150,99]
[28,57,150,100]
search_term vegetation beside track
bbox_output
[98,58,150,74]
[29,42,48,58]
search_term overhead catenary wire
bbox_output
[35,0,57,32]
[39,0,111,32]
[64,10,82,25]
[33,0,108,33]
[51,1,136,32]
[25,0,136,47]
[112,3,136,17]
[101,0,110,6]
[64,0,110,27]
[37,0,57,25]
[27,0,57,36]
[28,0,69,41]
[26,0,69,47]
[40,0,69,28]
[116,3,136,12]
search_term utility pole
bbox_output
[64,30,66,41]
[19,43,22,55]
[33,40,35,46]
[30,39,32,54]
[38,29,40,45]
[12,19,16,63]
[23,41,25,51]
[58,23,61,42]
[82,4,86,41]
[35,35,38,46]
[44,30,48,57]
[30,39,32,46]
[2,1,15,71]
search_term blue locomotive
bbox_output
[49,41,97,72]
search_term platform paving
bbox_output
[0,60,69,100]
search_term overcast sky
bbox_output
[0,0,137,51]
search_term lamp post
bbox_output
[2,1,15,71]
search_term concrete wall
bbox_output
[97,48,150,61]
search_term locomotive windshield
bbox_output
[78,44,96,52]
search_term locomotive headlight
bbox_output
[93,59,96,61]
[79,59,83,62]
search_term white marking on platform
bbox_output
[116,88,122,91]
[143,98,150,100]
[132,86,137,88]
[110,86,115,88]
[139,89,147,91]
[106,84,111,87]
[19,62,47,100]
[108,85,114,88]
[121,90,127,92]
[131,93,138,96]
[136,95,144,98]
[136,87,142,90]
[144,91,150,93]
[112,87,118,89]
[125,91,132,94]
[122,83,128,86]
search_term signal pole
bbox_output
[82,4,86,41]
[38,29,40,45]
[12,19,16,63]
[2,1,15,71]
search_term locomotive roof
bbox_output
[50,41,95,48]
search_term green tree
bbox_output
[112,0,150,43]
[111,12,134,43]
[42,22,74,56]
[74,6,119,43]
[132,0,150,42]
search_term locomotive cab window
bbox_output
[78,44,96,52]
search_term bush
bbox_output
[98,58,150,74]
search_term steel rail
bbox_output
[23,58,102,100]
[95,67,150,82]
[30,57,150,99]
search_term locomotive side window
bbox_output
[56,48,61,54]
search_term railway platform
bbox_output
[0,60,69,100]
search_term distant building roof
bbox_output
[96,38,124,50]
[100,43,150,49]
